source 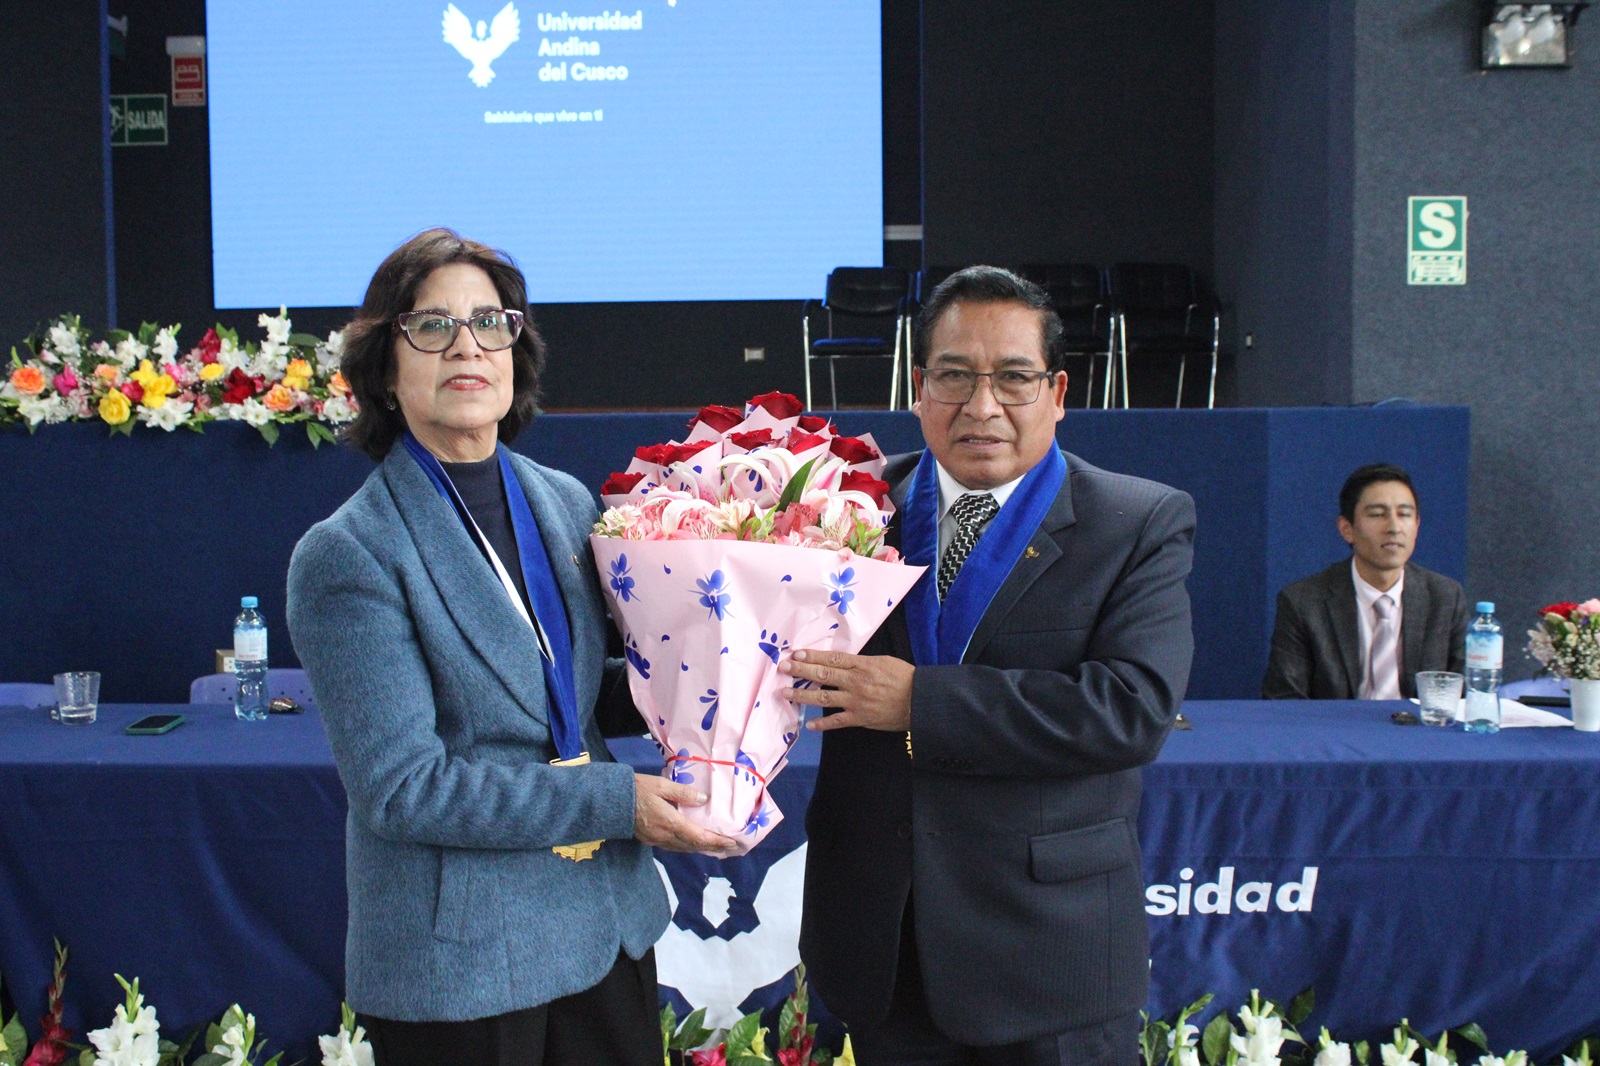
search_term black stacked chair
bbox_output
[1019,264,1117,408]
[802,267,912,410]
[1108,263,1221,409]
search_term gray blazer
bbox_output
[1261,559,1468,700]
[801,451,1195,1046]
[287,447,666,1022]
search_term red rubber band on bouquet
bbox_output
[664,753,770,786]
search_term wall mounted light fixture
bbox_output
[1482,2,1589,67]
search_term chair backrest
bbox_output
[189,668,316,705]
[824,267,910,317]
[1020,263,1104,312]
[0,682,57,708]
[1111,262,1200,314]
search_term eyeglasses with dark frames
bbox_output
[917,367,1055,406]
[395,309,524,353]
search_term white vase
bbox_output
[1571,678,1600,732]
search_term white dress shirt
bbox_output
[934,463,1023,567]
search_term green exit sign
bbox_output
[111,94,167,146]
[1407,196,1467,285]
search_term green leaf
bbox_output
[288,332,324,348]
[660,1004,678,1051]
[1287,987,1315,1027]
[137,321,161,346]
[812,1050,833,1066]
[1355,1040,1370,1065]
[775,457,818,511]
[215,324,240,347]
[1140,1017,1170,1066]
[669,1007,712,1051]
[1450,1025,1489,1053]
[78,1051,96,1066]
[306,420,337,448]
[258,421,280,446]
[110,417,135,437]
[724,1012,767,1059]
[192,1054,231,1066]
[3,1015,27,1066]
[1201,1012,1235,1066]
[106,328,132,347]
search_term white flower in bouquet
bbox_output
[218,335,248,372]
[321,394,358,424]
[320,1004,376,1066]
[47,322,82,357]
[150,327,179,359]
[210,1011,254,1066]
[17,394,73,426]
[87,976,162,1066]
[1380,1030,1421,1066]
[114,336,149,369]
[1423,1050,1451,1066]
[236,398,274,426]
[1231,1014,1285,1066]
[1481,1054,1528,1066]
[1315,1029,1353,1066]
[258,306,293,346]
[317,329,345,370]
[138,398,194,432]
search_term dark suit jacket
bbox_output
[799,450,1196,1046]
[1261,559,1468,700]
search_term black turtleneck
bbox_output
[439,454,531,612]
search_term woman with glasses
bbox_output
[287,228,735,1066]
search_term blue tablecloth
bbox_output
[2,700,1596,1058]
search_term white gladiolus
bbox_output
[151,327,179,359]
[48,322,82,356]
[321,394,358,424]
[259,306,293,345]
[1316,1042,1353,1066]
[88,999,161,1066]
[114,336,149,368]
[319,1024,376,1066]
[138,399,194,432]
[1231,1015,1285,1066]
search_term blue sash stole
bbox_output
[900,447,1067,666]
[402,432,585,761]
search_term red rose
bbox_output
[748,391,804,419]
[829,434,881,464]
[797,414,831,433]
[728,429,775,451]
[688,404,745,434]
[784,430,829,454]
[662,438,718,467]
[1541,602,1580,618]
[221,367,264,404]
[839,471,890,506]
[634,443,672,465]
[196,327,222,364]
[120,381,144,402]
[601,470,646,495]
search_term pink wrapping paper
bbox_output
[592,536,925,854]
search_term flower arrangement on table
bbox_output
[591,391,926,854]
[1,311,356,445]
[1525,599,1600,681]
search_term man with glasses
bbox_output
[784,266,1195,1065]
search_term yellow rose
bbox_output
[281,373,310,391]
[140,373,177,408]
[199,362,225,382]
[286,358,313,379]
[130,359,158,389]
[99,389,131,425]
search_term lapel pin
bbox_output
[1024,546,1040,559]
[571,554,581,567]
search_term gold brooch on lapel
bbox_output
[571,553,581,567]
[1024,546,1040,559]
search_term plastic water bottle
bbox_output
[1463,601,1502,734]
[234,595,269,721]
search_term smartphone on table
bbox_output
[125,713,185,735]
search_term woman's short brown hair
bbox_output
[340,228,547,460]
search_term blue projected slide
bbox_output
[207,2,883,307]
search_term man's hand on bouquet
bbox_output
[633,775,740,855]
[781,649,914,732]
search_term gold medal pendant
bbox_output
[550,751,604,861]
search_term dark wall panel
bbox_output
[922,1,1214,272]
[1348,0,1600,661]
[0,0,111,341]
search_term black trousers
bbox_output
[361,948,660,1066]
[850,902,1139,1066]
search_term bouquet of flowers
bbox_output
[591,392,926,854]
[1525,599,1600,680]
[2,310,356,445]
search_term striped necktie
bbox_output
[1363,593,1400,699]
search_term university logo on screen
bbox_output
[441,3,639,87]
[1145,867,1319,916]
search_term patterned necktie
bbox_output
[1363,593,1400,699]
[937,492,1000,600]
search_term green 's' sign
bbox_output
[111,94,167,146]
[1407,196,1467,285]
